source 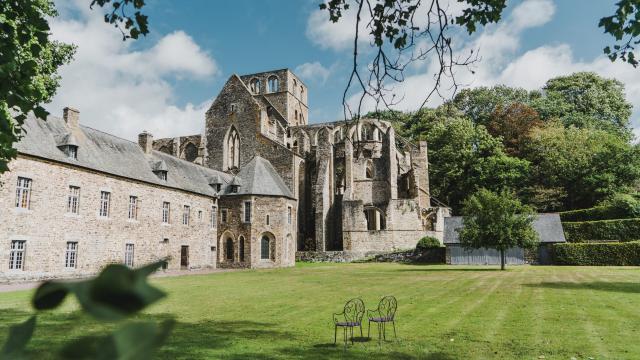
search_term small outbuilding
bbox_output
[444,213,566,265]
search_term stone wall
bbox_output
[0,156,218,282]
[217,195,296,269]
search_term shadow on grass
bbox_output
[526,281,640,294]
[394,265,504,272]
[0,309,455,360]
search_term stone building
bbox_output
[0,68,446,280]
[157,68,449,259]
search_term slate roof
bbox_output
[223,156,294,198]
[15,114,236,197]
[443,213,566,245]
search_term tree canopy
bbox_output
[459,188,538,270]
[0,0,75,172]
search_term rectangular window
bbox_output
[198,210,203,221]
[162,202,170,224]
[99,191,110,217]
[124,243,134,267]
[243,201,252,223]
[287,206,292,225]
[266,214,270,225]
[65,242,78,268]
[15,177,32,209]
[9,240,26,270]
[210,206,217,227]
[67,186,80,214]
[183,205,190,225]
[221,209,228,224]
[128,196,138,220]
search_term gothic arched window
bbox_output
[250,78,261,94]
[267,76,279,93]
[225,238,234,261]
[227,127,240,169]
[260,236,270,260]
[183,143,198,162]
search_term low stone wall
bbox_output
[296,248,445,264]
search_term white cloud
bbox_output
[306,5,367,51]
[295,62,333,84]
[45,0,218,141]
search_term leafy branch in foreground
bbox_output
[90,0,149,41]
[1,260,173,359]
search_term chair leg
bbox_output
[334,325,337,345]
[360,324,363,338]
[367,321,371,338]
[351,327,354,344]
[392,321,397,339]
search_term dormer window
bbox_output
[230,185,239,193]
[156,170,167,181]
[63,145,78,160]
[229,177,242,193]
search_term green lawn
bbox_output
[1,263,639,359]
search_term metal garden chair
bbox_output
[333,298,365,347]
[367,295,397,343]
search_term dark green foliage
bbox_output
[531,72,633,139]
[421,116,530,211]
[599,0,640,67]
[416,236,442,251]
[4,260,170,358]
[552,241,640,265]
[0,316,36,359]
[90,0,149,40]
[562,218,640,242]
[522,123,640,211]
[451,86,537,127]
[34,261,166,320]
[460,189,538,269]
[0,0,75,173]
[559,194,640,221]
[59,320,174,360]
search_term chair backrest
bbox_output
[377,296,397,320]
[342,298,365,323]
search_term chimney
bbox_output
[138,131,154,154]
[63,107,80,128]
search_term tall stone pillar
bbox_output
[411,141,431,209]
[313,128,333,251]
[384,127,398,200]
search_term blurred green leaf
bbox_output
[0,316,36,359]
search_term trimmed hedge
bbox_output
[560,206,626,222]
[560,194,640,222]
[552,241,640,266]
[416,236,442,251]
[562,218,640,242]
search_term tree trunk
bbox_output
[500,249,505,270]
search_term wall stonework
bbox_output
[0,156,217,281]
[2,67,448,280]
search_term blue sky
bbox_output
[47,0,638,140]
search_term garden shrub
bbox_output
[552,241,640,265]
[416,236,442,251]
[562,218,640,242]
[560,194,640,222]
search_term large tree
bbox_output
[450,86,537,127]
[0,0,75,172]
[459,188,538,270]
[522,122,640,210]
[486,102,543,157]
[422,115,529,212]
[531,72,633,139]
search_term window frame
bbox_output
[221,209,228,224]
[260,236,270,260]
[99,191,111,218]
[128,195,138,220]
[287,206,292,225]
[9,240,26,270]
[15,177,32,209]
[243,201,252,223]
[162,201,171,224]
[124,243,135,267]
[182,205,190,225]
[211,206,217,228]
[65,241,78,269]
[67,186,80,215]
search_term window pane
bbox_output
[261,237,270,260]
